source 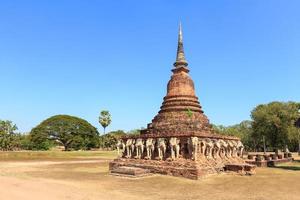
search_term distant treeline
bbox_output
[0,101,299,152]
[0,115,139,151]
[212,101,300,152]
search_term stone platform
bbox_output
[110,158,208,180]
[225,164,256,175]
[110,156,253,180]
[245,153,293,167]
[246,158,293,167]
[110,166,152,178]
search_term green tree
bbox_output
[251,101,300,151]
[99,130,126,149]
[0,120,18,151]
[99,110,111,134]
[295,118,300,154]
[127,129,141,136]
[30,115,99,151]
[18,133,34,150]
[29,126,54,150]
[212,120,253,151]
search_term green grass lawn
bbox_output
[274,159,300,171]
[0,150,118,161]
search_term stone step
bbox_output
[110,166,152,178]
[224,163,256,175]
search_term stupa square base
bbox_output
[110,158,209,180]
[109,157,248,180]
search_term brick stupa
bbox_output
[141,23,217,139]
[109,24,255,179]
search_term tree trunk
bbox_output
[298,142,300,155]
[263,136,266,154]
[298,132,300,156]
[64,144,69,151]
[64,141,71,151]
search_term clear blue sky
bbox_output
[0,0,299,133]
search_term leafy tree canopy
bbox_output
[212,120,253,150]
[30,115,99,151]
[99,110,111,134]
[127,129,142,136]
[213,102,300,151]
[99,130,126,149]
[251,101,300,150]
[0,120,18,151]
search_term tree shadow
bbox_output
[272,164,300,171]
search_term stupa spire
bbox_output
[174,22,188,67]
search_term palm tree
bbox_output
[99,110,112,135]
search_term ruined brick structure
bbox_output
[109,24,255,179]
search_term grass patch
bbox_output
[0,150,117,161]
[273,161,300,171]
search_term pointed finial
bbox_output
[179,22,183,41]
[174,22,188,67]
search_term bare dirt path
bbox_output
[0,176,89,200]
[0,159,136,200]
[1,153,300,200]
[0,159,106,167]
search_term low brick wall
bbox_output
[245,160,268,167]
[224,164,256,175]
[109,158,206,180]
[267,158,293,167]
[245,157,293,167]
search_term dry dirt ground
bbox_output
[0,151,300,200]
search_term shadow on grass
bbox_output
[272,164,300,171]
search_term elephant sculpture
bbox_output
[156,138,166,160]
[188,137,198,160]
[226,140,233,157]
[204,138,214,158]
[199,139,206,155]
[116,139,125,156]
[135,138,144,159]
[236,140,244,157]
[232,140,238,157]
[212,139,221,158]
[218,139,228,158]
[227,140,238,157]
[125,139,135,158]
[169,137,180,160]
[145,138,155,159]
[131,139,136,157]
